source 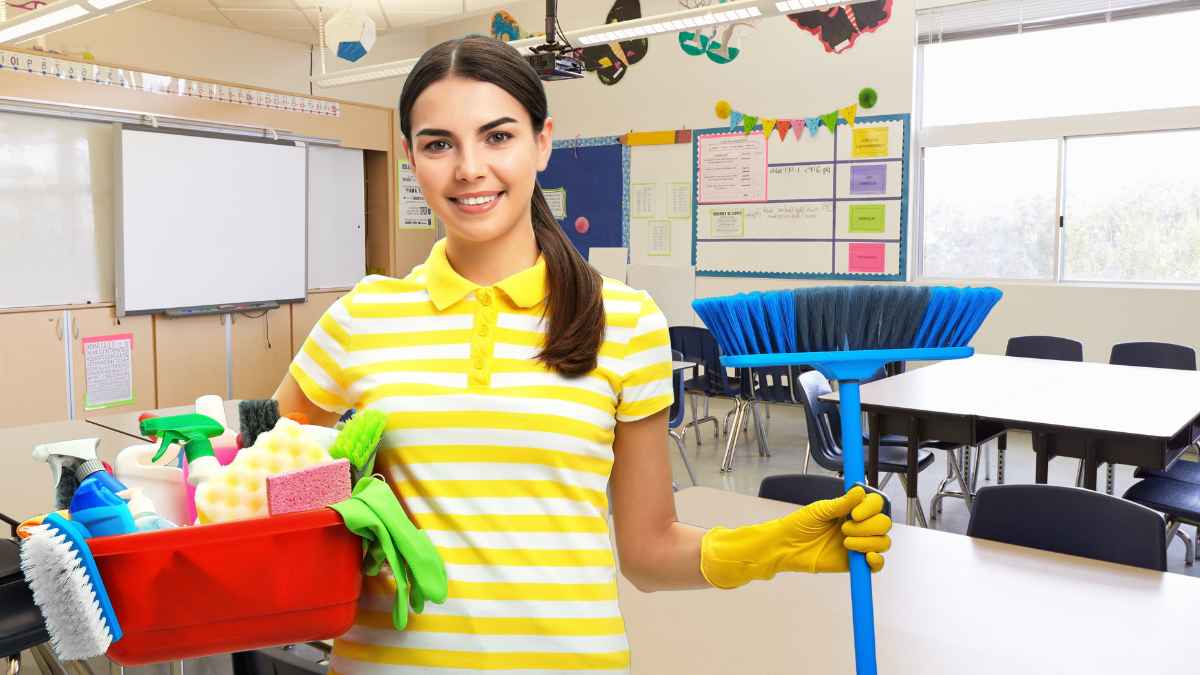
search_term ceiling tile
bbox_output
[211,0,298,8]
[224,8,313,30]
[146,1,236,27]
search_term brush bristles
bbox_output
[239,399,280,448]
[20,525,114,660]
[693,285,1002,357]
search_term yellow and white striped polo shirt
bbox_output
[289,239,673,674]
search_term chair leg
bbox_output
[900,476,928,528]
[1075,459,1085,487]
[879,472,894,491]
[749,401,770,458]
[803,440,811,475]
[687,392,701,446]
[721,400,747,472]
[1167,519,1194,565]
[670,431,697,486]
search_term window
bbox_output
[916,1,1200,284]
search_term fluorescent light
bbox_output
[0,4,87,42]
[776,1,791,9]
[87,0,134,8]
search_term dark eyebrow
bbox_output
[416,128,452,138]
[479,117,518,133]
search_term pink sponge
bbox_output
[266,459,352,516]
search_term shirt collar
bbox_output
[424,239,549,310]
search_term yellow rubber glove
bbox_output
[700,486,892,589]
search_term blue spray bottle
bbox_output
[69,459,137,537]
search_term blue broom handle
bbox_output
[837,380,878,675]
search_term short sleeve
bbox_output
[615,292,674,423]
[288,291,356,413]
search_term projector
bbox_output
[525,49,584,81]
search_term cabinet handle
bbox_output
[73,321,79,339]
[54,317,62,341]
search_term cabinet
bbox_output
[0,310,69,426]
[154,314,227,408]
[231,307,292,400]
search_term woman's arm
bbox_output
[609,410,709,591]
[272,372,343,428]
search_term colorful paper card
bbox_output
[848,204,886,233]
[851,127,889,158]
[82,333,134,410]
[848,242,886,273]
[849,164,887,195]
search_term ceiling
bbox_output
[144,0,516,44]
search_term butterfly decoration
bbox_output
[579,0,649,86]
[788,0,893,54]
[490,10,521,42]
[677,0,757,65]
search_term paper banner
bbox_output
[730,110,743,131]
[776,119,792,141]
[820,111,839,133]
[792,119,805,140]
[839,104,858,126]
[805,117,821,137]
[743,114,759,134]
[762,118,777,139]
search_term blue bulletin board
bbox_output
[539,136,630,259]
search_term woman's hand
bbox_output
[700,486,892,589]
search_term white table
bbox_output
[617,487,1200,674]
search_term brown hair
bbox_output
[399,36,605,378]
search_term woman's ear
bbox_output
[536,117,554,172]
[402,138,415,166]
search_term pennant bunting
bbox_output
[776,119,791,141]
[761,118,777,139]
[821,111,839,133]
[792,119,805,140]
[730,110,743,131]
[805,117,821,137]
[839,104,858,127]
[743,114,759,134]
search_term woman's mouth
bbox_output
[449,191,504,215]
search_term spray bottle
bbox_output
[140,414,224,487]
[69,459,136,537]
[32,438,101,510]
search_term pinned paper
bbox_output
[776,119,792,141]
[792,119,806,140]
[839,104,858,127]
[848,204,886,232]
[82,333,134,410]
[762,118,777,139]
[821,111,839,133]
[743,115,759,134]
[852,127,889,158]
[848,243,886,273]
[849,164,887,195]
[730,110,743,131]
[805,117,821,137]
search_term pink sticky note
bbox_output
[848,243,886,274]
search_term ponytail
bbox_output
[530,185,606,378]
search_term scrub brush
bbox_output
[19,513,122,660]
[328,409,387,483]
[238,399,280,448]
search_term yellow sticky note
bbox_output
[852,127,889,158]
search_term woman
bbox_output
[275,35,891,674]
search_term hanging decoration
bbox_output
[717,94,874,140]
[490,10,522,42]
[676,0,759,65]
[858,87,878,109]
[579,0,649,86]
[787,0,893,55]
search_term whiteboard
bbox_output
[307,145,365,290]
[0,113,114,308]
[117,129,307,314]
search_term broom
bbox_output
[692,285,1002,675]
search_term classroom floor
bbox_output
[666,396,1200,577]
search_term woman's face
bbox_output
[405,76,553,246]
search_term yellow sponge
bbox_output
[194,418,331,524]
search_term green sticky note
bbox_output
[848,204,886,233]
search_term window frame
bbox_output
[914,38,1200,287]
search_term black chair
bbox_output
[1110,341,1197,371]
[668,350,697,487]
[985,336,1086,488]
[968,484,1167,571]
[758,474,892,518]
[1123,477,1198,566]
[668,326,735,446]
[795,369,936,526]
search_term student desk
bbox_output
[822,354,1200,504]
[87,400,242,442]
[617,487,1200,674]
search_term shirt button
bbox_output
[478,325,489,337]
[473,358,484,370]
[478,290,492,306]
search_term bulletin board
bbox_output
[539,136,630,260]
[691,113,910,280]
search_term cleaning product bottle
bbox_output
[140,414,224,487]
[69,460,136,537]
[115,443,187,526]
[32,438,101,510]
[123,488,177,531]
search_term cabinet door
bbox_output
[70,307,155,418]
[290,291,344,355]
[231,308,292,400]
[0,310,69,427]
[154,314,227,408]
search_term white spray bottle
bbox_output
[32,438,100,510]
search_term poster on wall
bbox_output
[787,0,893,54]
[398,161,434,229]
[82,333,134,411]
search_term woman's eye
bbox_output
[424,140,450,152]
[487,131,513,144]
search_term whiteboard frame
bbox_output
[691,113,911,281]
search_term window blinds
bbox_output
[917,0,1200,43]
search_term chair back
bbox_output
[1006,336,1084,362]
[750,366,799,404]
[668,350,686,429]
[669,325,735,394]
[794,370,845,473]
[758,474,892,517]
[1110,341,1197,371]
[968,484,1167,571]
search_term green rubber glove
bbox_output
[330,476,448,629]
[700,486,892,590]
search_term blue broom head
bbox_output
[692,285,1002,357]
